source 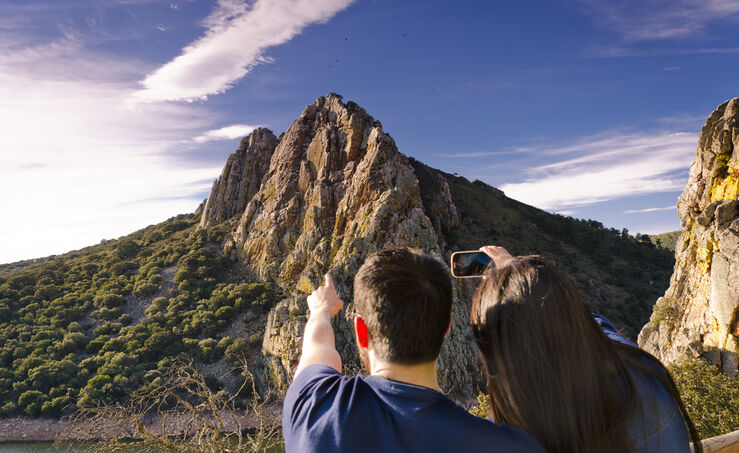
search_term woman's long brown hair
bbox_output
[470,256,702,453]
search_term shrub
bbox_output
[60,332,88,353]
[133,282,159,299]
[94,293,126,309]
[225,338,249,364]
[199,338,218,363]
[90,307,123,321]
[41,396,71,417]
[110,261,137,276]
[28,359,77,392]
[215,306,235,321]
[248,333,261,346]
[93,322,121,337]
[87,336,109,354]
[669,359,739,438]
[35,284,61,301]
[18,390,47,416]
[469,392,491,419]
[117,313,133,325]
[1,401,17,415]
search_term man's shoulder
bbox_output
[285,364,365,401]
[289,363,348,388]
[282,364,372,425]
[432,399,545,451]
[282,366,544,453]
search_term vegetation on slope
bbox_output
[669,359,739,438]
[649,230,682,252]
[0,214,282,417]
[441,174,674,338]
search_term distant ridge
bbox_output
[650,230,681,252]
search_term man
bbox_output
[282,248,544,452]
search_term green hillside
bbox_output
[0,214,282,417]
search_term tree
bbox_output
[60,358,279,453]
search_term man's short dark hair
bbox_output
[353,248,453,364]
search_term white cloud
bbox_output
[554,210,576,216]
[581,46,739,59]
[193,124,258,143]
[133,0,355,102]
[624,205,676,214]
[499,131,696,210]
[575,0,739,40]
[0,41,224,264]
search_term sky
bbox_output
[1,0,738,264]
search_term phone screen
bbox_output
[451,251,493,278]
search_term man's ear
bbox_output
[354,316,369,348]
[444,317,451,337]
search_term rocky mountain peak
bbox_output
[200,94,477,398]
[639,98,739,376]
[199,127,278,229]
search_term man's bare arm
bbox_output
[294,274,343,378]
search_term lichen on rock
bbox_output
[639,98,739,376]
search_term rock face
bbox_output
[199,128,278,229]
[639,98,739,376]
[206,94,479,400]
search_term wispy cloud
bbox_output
[581,46,739,59]
[574,0,739,40]
[133,0,355,102]
[0,40,223,263]
[624,205,676,214]
[437,150,523,158]
[554,210,576,216]
[193,124,258,143]
[499,131,696,210]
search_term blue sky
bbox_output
[1,0,738,263]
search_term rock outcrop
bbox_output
[199,128,278,229]
[639,98,739,376]
[204,94,479,400]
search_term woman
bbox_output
[471,246,702,453]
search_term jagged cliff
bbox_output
[199,129,278,229]
[639,98,739,376]
[200,94,479,399]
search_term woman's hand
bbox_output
[480,245,513,268]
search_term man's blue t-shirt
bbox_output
[282,364,544,453]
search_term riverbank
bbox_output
[0,418,70,443]
[0,404,281,443]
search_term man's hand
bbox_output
[294,274,344,378]
[307,274,343,318]
[480,245,514,268]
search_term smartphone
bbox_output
[450,251,493,278]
